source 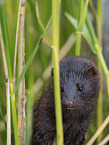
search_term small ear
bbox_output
[51,68,53,77]
[85,65,98,76]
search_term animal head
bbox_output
[51,56,100,110]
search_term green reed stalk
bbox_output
[75,1,81,56]
[75,0,83,56]
[96,0,103,143]
[0,28,11,145]
[78,0,83,24]
[0,1,12,79]
[52,0,64,144]
[75,32,81,56]
[10,83,19,145]
[75,0,89,56]
[97,0,102,43]
[13,0,21,87]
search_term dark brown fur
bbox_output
[32,56,100,145]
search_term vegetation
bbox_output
[0,0,109,145]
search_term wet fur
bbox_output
[32,56,100,145]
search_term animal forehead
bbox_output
[59,56,95,73]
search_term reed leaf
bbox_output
[65,13,94,52]
[78,0,89,31]
[75,0,89,56]
[0,0,12,79]
[36,2,52,46]
[15,17,52,93]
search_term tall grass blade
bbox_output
[0,26,11,145]
[36,2,52,46]
[96,0,103,142]
[78,0,89,31]
[75,0,89,56]
[78,0,83,24]
[85,13,100,50]
[13,0,21,85]
[10,83,19,145]
[6,79,11,145]
[0,0,12,79]
[52,0,64,144]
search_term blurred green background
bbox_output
[0,0,109,145]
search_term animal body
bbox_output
[32,56,100,145]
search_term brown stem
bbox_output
[18,1,26,144]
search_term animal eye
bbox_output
[79,85,83,92]
[61,87,64,93]
[77,84,83,92]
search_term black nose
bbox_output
[64,100,73,108]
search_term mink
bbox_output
[32,56,100,145]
